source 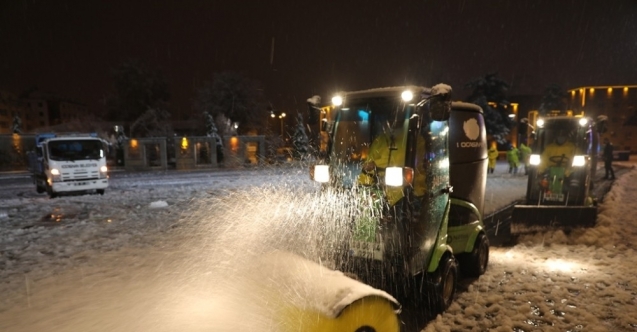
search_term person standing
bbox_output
[487,142,499,174]
[507,144,520,174]
[603,138,616,180]
[518,141,532,175]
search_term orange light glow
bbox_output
[230,136,239,152]
[607,87,613,94]
[130,139,138,149]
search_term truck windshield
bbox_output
[48,139,104,161]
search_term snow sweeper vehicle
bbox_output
[511,113,604,234]
[307,84,489,315]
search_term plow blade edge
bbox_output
[511,205,597,234]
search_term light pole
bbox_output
[270,111,286,136]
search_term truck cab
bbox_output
[308,85,488,314]
[28,133,110,198]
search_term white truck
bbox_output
[27,133,110,198]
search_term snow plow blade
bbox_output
[510,205,597,234]
[249,251,401,332]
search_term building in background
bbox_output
[567,85,637,152]
[21,90,88,131]
[0,91,28,134]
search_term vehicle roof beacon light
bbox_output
[332,95,343,107]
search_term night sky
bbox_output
[1,0,636,121]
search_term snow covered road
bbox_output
[0,161,636,331]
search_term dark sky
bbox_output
[1,0,636,121]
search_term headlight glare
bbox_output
[314,165,330,183]
[529,154,541,166]
[385,167,403,187]
[572,155,586,167]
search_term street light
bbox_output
[270,111,286,136]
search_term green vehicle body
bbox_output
[511,115,602,233]
[308,86,489,312]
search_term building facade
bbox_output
[0,91,28,134]
[567,85,637,152]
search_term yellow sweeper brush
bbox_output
[244,250,401,332]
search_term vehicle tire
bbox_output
[461,233,490,278]
[46,185,57,199]
[36,185,45,194]
[97,189,105,195]
[429,255,458,315]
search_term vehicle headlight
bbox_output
[572,155,586,167]
[529,154,541,166]
[49,168,61,182]
[385,167,403,187]
[100,165,108,173]
[401,90,413,102]
[313,165,330,183]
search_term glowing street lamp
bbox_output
[270,111,286,136]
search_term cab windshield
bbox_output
[329,97,412,187]
[48,139,105,161]
[331,98,410,161]
[537,119,588,153]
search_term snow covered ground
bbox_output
[0,160,635,331]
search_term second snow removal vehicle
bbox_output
[308,84,489,314]
[27,133,110,198]
[511,112,603,233]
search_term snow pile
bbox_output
[149,200,169,208]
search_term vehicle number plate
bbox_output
[544,193,564,202]
[349,240,384,261]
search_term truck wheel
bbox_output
[461,233,490,278]
[46,185,57,199]
[97,189,105,195]
[36,185,45,194]
[429,255,457,315]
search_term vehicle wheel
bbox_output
[461,233,490,278]
[46,185,57,199]
[97,189,105,195]
[429,255,457,315]
[36,185,45,194]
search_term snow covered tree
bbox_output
[204,111,224,163]
[193,71,266,135]
[105,59,171,123]
[538,84,568,115]
[292,113,309,159]
[129,108,172,137]
[464,72,514,144]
